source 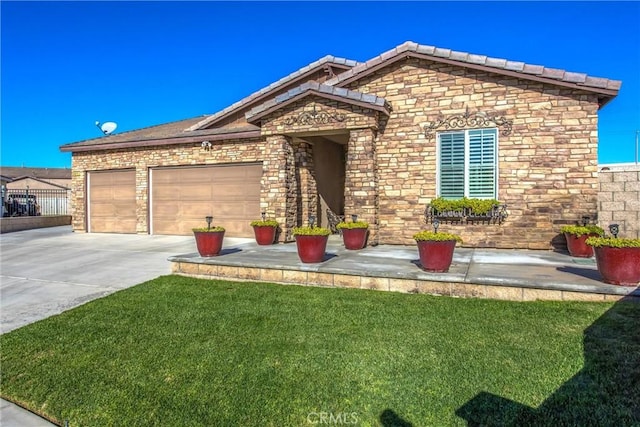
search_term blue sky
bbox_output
[2,1,639,168]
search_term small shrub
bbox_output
[250,219,279,227]
[413,230,463,243]
[292,226,331,236]
[336,221,369,230]
[192,226,225,233]
[430,197,500,215]
[560,224,604,237]
[585,237,640,248]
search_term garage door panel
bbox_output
[90,186,135,199]
[181,202,215,217]
[183,187,216,200]
[152,164,261,237]
[91,203,120,217]
[89,170,137,234]
[93,218,137,232]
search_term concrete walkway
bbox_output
[170,236,640,300]
[1,227,638,426]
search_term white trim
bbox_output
[436,127,499,199]
[86,172,91,232]
[149,168,154,235]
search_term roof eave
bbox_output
[246,90,390,125]
[60,130,262,153]
[335,51,620,101]
[189,62,357,131]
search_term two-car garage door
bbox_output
[151,164,261,237]
[88,164,261,237]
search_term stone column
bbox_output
[70,156,86,232]
[135,164,149,233]
[345,128,378,244]
[295,140,318,228]
[262,135,297,241]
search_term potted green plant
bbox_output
[250,213,279,245]
[586,233,640,286]
[193,216,225,257]
[336,215,369,250]
[292,218,331,263]
[561,224,604,258]
[413,225,462,273]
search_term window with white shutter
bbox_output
[437,128,497,199]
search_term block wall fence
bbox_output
[598,168,640,239]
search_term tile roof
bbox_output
[186,55,361,131]
[60,117,262,151]
[0,167,71,180]
[326,41,622,94]
[60,116,205,149]
[59,41,622,153]
[245,82,391,123]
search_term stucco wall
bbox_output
[6,177,69,190]
[313,139,345,229]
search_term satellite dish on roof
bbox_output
[95,121,118,135]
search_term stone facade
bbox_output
[345,58,600,249]
[259,97,379,136]
[68,54,613,250]
[70,138,268,233]
[598,167,640,239]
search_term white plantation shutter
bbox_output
[467,129,497,198]
[437,128,498,199]
[439,132,465,199]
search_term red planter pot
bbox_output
[593,246,640,286]
[416,240,457,273]
[341,228,368,250]
[193,230,225,257]
[295,235,329,263]
[253,225,277,245]
[564,233,598,258]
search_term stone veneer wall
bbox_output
[260,96,379,136]
[70,138,270,233]
[346,58,601,249]
[260,95,381,240]
[294,140,317,236]
[263,134,296,239]
[344,128,378,243]
[598,168,640,239]
[71,58,607,250]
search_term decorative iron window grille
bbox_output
[423,107,513,140]
[284,103,346,126]
[425,203,508,225]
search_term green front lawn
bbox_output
[1,276,638,426]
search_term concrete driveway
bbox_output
[1,226,252,426]
[0,226,252,333]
